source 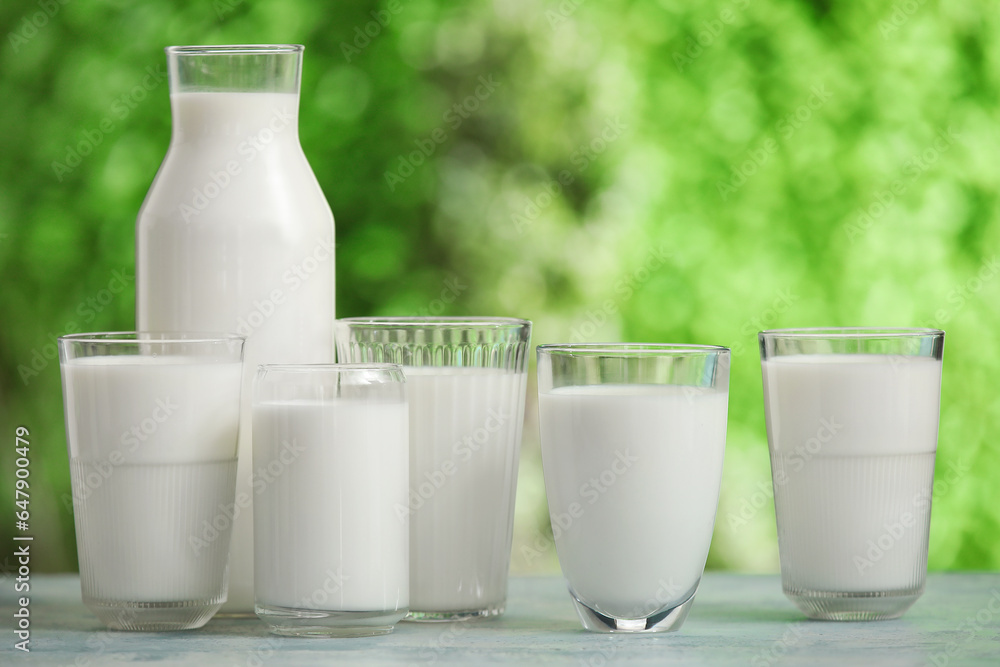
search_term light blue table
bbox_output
[3,573,998,665]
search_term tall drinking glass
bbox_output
[335,317,530,621]
[537,344,730,633]
[253,364,409,637]
[759,328,945,620]
[59,332,245,631]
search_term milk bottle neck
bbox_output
[169,92,300,145]
[165,45,303,146]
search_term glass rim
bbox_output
[58,332,245,345]
[166,44,303,56]
[759,327,944,339]
[537,342,730,356]
[337,316,530,330]
[257,363,403,374]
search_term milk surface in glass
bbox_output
[137,91,335,611]
[538,384,728,619]
[402,366,527,614]
[762,355,942,594]
[62,356,242,604]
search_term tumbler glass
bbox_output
[537,343,730,633]
[335,317,530,621]
[759,327,945,620]
[59,332,244,631]
[252,364,409,637]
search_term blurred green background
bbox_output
[1,0,998,577]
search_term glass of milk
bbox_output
[252,364,409,637]
[335,317,531,621]
[536,343,730,633]
[58,332,245,631]
[759,327,945,620]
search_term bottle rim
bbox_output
[58,331,246,345]
[257,363,404,374]
[166,45,303,56]
[336,316,531,330]
[759,327,944,339]
[537,342,729,357]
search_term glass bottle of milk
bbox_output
[136,45,335,614]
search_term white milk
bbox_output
[61,356,242,603]
[402,367,527,614]
[252,399,409,613]
[761,355,942,593]
[137,92,335,611]
[71,460,237,602]
[538,385,728,619]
